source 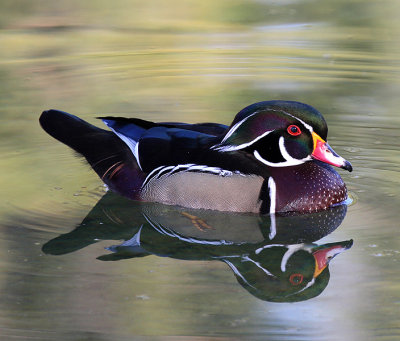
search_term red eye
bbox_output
[287,125,301,136]
[289,273,304,285]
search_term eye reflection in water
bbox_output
[43,192,353,303]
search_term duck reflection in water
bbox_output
[43,192,352,303]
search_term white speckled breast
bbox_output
[268,161,348,214]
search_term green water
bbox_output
[1,1,400,340]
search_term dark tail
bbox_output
[39,110,144,198]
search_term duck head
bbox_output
[228,239,353,302]
[213,101,352,172]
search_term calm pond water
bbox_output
[1,1,400,340]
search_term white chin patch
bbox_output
[254,136,311,167]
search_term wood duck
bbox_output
[40,100,352,214]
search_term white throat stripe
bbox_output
[253,136,311,168]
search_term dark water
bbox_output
[1,1,400,340]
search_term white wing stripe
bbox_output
[104,124,143,170]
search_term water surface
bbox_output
[1,1,400,340]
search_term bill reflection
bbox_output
[43,192,352,302]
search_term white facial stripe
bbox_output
[279,136,313,165]
[214,108,315,152]
[254,149,311,168]
[278,136,291,161]
[276,109,314,134]
[213,130,272,152]
[241,255,276,277]
[223,260,257,288]
[220,111,259,144]
[281,244,305,272]
[297,277,315,292]
[279,136,312,166]
[255,244,284,255]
